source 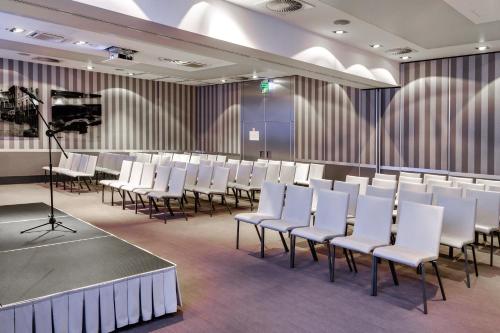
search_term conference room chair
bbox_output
[174,161,187,169]
[372,178,397,190]
[133,165,171,214]
[138,153,153,163]
[193,166,231,216]
[330,195,394,281]
[233,165,267,211]
[391,190,433,237]
[100,160,133,204]
[189,154,201,164]
[366,185,396,207]
[199,159,212,166]
[172,153,185,162]
[63,154,89,192]
[234,182,286,250]
[110,162,143,207]
[374,173,397,181]
[346,175,369,195]
[148,167,188,222]
[161,152,173,161]
[465,189,500,266]
[257,158,269,165]
[399,176,423,184]
[207,154,218,162]
[423,173,447,184]
[240,160,254,166]
[281,161,295,167]
[294,162,310,186]
[431,186,462,204]
[268,160,281,166]
[398,181,427,194]
[372,201,445,315]
[400,171,421,178]
[426,180,452,193]
[44,151,69,176]
[225,161,239,183]
[259,185,313,258]
[228,164,252,208]
[333,181,360,220]
[307,163,325,185]
[62,153,81,189]
[151,154,161,166]
[291,190,349,269]
[279,164,296,185]
[488,185,500,192]
[191,164,214,213]
[159,154,172,166]
[310,178,333,214]
[437,196,478,288]
[265,163,281,183]
[121,163,156,210]
[183,163,199,200]
[476,179,500,189]
[213,161,225,168]
[216,155,227,163]
[457,182,485,193]
[68,154,98,193]
[449,176,473,186]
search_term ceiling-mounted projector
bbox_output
[102,46,138,66]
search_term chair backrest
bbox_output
[174,161,187,169]
[185,163,199,186]
[117,160,133,183]
[168,167,187,197]
[366,185,396,203]
[228,158,240,165]
[199,159,212,166]
[257,181,286,219]
[372,178,397,190]
[207,154,217,161]
[64,153,74,169]
[437,196,476,245]
[400,171,421,178]
[476,179,500,188]
[216,155,227,163]
[281,161,295,167]
[374,173,396,181]
[315,190,349,235]
[139,163,156,188]
[85,155,98,175]
[346,175,369,195]
[197,164,214,188]
[308,163,325,181]
[268,160,281,166]
[398,181,427,194]
[333,180,360,217]
[151,154,161,166]
[190,155,201,164]
[310,178,333,212]
[353,195,394,245]
[457,182,485,193]
[213,161,225,168]
[70,154,82,171]
[426,179,452,193]
[153,165,171,191]
[257,158,269,165]
[128,162,144,186]
[77,154,90,172]
[58,153,68,168]
[198,154,209,160]
[172,153,184,162]
[225,162,239,182]
[235,164,252,186]
[294,163,310,184]
[281,185,313,227]
[431,186,462,204]
[465,189,500,229]
[488,185,500,192]
[113,155,127,172]
[211,167,230,192]
[449,176,473,186]
[159,155,172,166]
[396,202,444,259]
[423,173,447,184]
[249,165,267,188]
[399,176,423,184]
[240,160,254,166]
[265,163,280,183]
[396,190,433,224]
[161,152,173,161]
[279,165,296,185]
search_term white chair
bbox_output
[449,176,473,186]
[399,176,423,184]
[438,196,478,287]
[216,155,227,163]
[61,154,89,192]
[148,167,188,222]
[308,164,325,185]
[281,161,295,167]
[100,160,133,204]
[199,159,212,166]
[374,173,397,181]
[476,179,500,189]
[426,179,452,193]
[62,155,98,193]
[257,158,269,165]
[488,185,500,192]
[400,171,421,179]
[431,186,462,204]
[133,165,171,214]
[228,164,252,208]
[398,182,427,194]
[234,182,286,249]
[260,185,313,258]
[121,163,156,210]
[189,154,201,164]
[265,163,280,183]
[279,164,296,185]
[366,185,396,207]
[110,162,143,207]
[372,178,397,190]
[372,201,445,315]
[183,163,199,198]
[465,189,500,266]
[234,165,267,211]
[213,161,225,168]
[240,160,253,166]
[423,173,447,184]
[392,191,433,235]
[161,152,173,161]
[191,164,213,212]
[194,166,231,216]
[151,154,161,166]
[294,163,310,186]
[225,161,239,183]
[346,175,369,195]
[333,181,360,219]
[268,160,281,166]
[207,154,218,162]
[457,182,485,194]
[310,179,333,213]
[174,161,187,169]
[330,195,394,281]
[291,190,349,268]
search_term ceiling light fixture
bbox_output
[221,79,226,83]
[128,72,134,76]
[476,45,489,51]
[252,74,258,79]
[333,30,347,35]
[74,41,88,46]
[86,64,94,70]
[400,55,411,60]
[370,44,382,49]
[8,27,25,33]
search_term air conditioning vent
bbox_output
[32,57,61,63]
[158,57,207,68]
[26,31,66,43]
[265,0,313,13]
[385,47,415,56]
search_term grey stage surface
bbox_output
[0,203,174,307]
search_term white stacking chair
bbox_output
[310,178,333,213]
[457,182,485,194]
[465,189,500,266]
[100,160,133,203]
[206,154,218,162]
[476,179,500,189]
[110,162,143,207]
[308,163,325,185]
[294,162,310,186]
[213,161,225,168]
[240,160,253,166]
[281,161,295,167]
[400,171,421,179]
[216,155,227,163]
[260,185,313,258]
[333,181,360,219]
[133,165,171,214]
[269,160,281,166]
[279,164,296,185]
[392,190,433,235]
[372,178,397,190]
[148,167,188,222]
[346,175,369,195]
[225,161,239,183]
[234,165,267,211]
[265,163,280,183]
[372,201,445,315]
[44,152,68,175]
[228,164,252,207]
[449,176,473,186]
[234,182,286,249]
[159,155,172,166]
[174,161,187,169]
[398,181,427,194]
[257,158,269,165]
[228,158,240,164]
[431,186,462,204]
[151,154,161,166]
[366,185,396,206]
[62,154,89,192]
[199,159,212,166]
[426,179,452,193]
[183,163,199,199]
[423,173,447,184]
[172,153,184,162]
[194,166,231,216]
[121,163,156,210]
[191,164,214,212]
[330,195,394,281]
[438,196,478,287]
[374,173,397,181]
[399,176,423,184]
[291,190,349,268]
[190,154,201,164]
[488,185,500,192]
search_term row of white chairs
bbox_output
[96,152,135,177]
[254,159,325,186]
[235,181,500,314]
[43,152,98,192]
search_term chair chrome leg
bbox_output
[209,194,214,217]
[149,197,152,218]
[223,195,232,214]
[139,195,145,208]
[122,190,126,210]
[448,246,453,258]
[254,225,262,242]
[231,187,238,208]
[343,249,353,272]
[102,185,105,203]
[152,198,160,212]
[308,240,318,261]
[330,245,336,282]
[420,263,428,314]
[490,233,494,267]
[470,244,478,277]
[166,199,174,216]
[388,261,399,286]
[349,250,357,273]
[111,188,114,206]
[135,193,138,214]
[290,235,296,268]
[164,198,168,224]
[260,227,265,258]
[245,190,253,211]
[432,261,446,301]
[327,243,333,281]
[178,198,188,221]
[371,256,378,296]
[462,246,470,288]
[279,232,289,252]
[236,220,240,249]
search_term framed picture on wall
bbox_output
[0,85,39,138]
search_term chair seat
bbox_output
[295,180,309,186]
[122,184,148,192]
[331,235,387,254]
[133,187,154,195]
[235,213,278,225]
[373,245,437,268]
[109,181,129,189]
[475,224,499,234]
[194,187,225,195]
[184,184,195,192]
[391,223,398,234]
[148,191,181,199]
[260,219,306,233]
[292,227,343,243]
[234,184,255,192]
[99,179,115,186]
[227,182,238,188]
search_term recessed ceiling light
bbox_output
[74,41,87,46]
[333,30,347,35]
[8,27,25,33]
[370,44,382,49]
[400,56,411,60]
[333,19,350,25]
[252,74,258,79]
[128,72,134,76]
[86,65,94,70]
[16,52,30,57]
[221,79,226,83]
[476,45,489,51]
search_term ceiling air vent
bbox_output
[26,31,66,43]
[32,57,61,63]
[385,47,415,56]
[265,0,313,13]
[158,57,207,68]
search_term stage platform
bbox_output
[0,203,181,333]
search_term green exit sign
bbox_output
[260,80,269,94]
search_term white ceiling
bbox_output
[226,0,500,62]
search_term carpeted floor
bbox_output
[1,183,499,332]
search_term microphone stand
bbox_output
[20,90,77,234]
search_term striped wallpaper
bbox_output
[196,83,241,154]
[0,58,196,152]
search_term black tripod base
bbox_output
[20,215,77,234]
